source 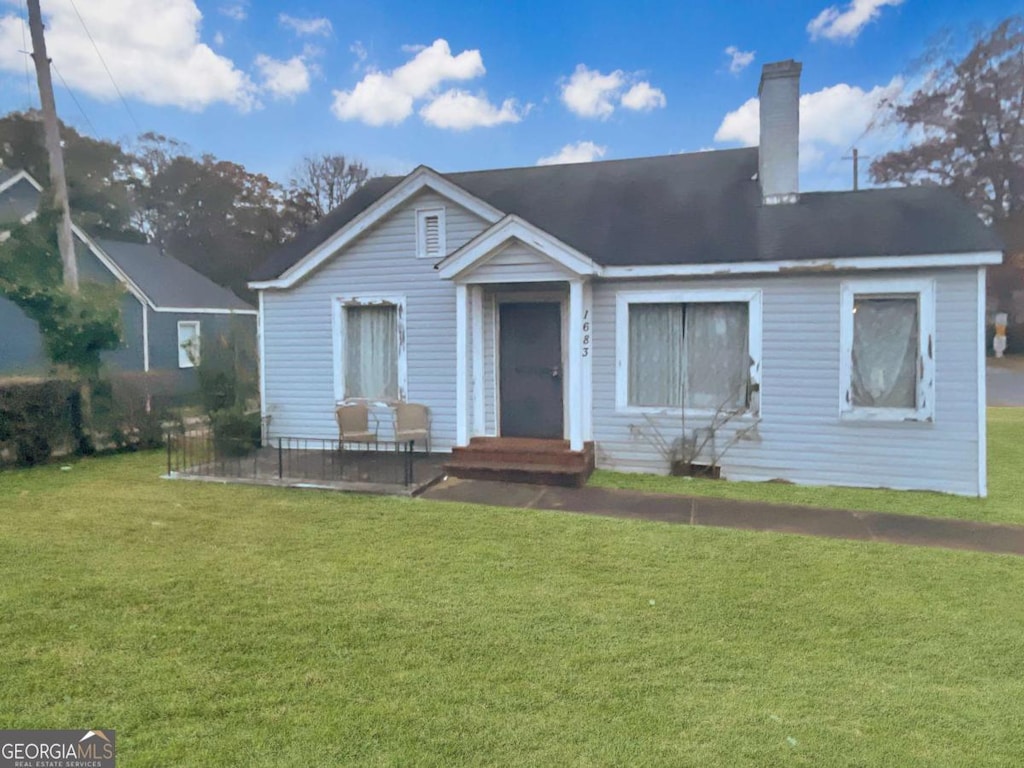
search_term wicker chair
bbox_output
[392,402,431,453]
[335,403,378,447]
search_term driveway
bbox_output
[988,357,1024,406]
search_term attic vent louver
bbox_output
[417,207,446,259]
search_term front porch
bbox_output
[443,215,598,459]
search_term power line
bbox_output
[52,60,97,135]
[67,0,142,134]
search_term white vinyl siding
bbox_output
[176,320,200,368]
[261,191,487,448]
[469,241,577,283]
[593,269,982,496]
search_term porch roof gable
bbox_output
[436,215,601,282]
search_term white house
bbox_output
[250,60,1002,496]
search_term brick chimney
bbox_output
[758,59,801,205]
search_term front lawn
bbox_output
[591,407,1024,526]
[1,453,1023,766]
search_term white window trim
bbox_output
[839,277,935,423]
[415,206,446,259]
[331,294,408,404]
[177,320,200,369]
[615,288,763,417]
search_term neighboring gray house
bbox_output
[0,170,256,390]
[250,60,1002,497]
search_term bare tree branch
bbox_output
[870,15,1024,222]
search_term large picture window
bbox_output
[840,279,934,421]
[333,296,407,402]
[617,289,761,414]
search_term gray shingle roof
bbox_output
[96,239,254,311]
[0,177,41,225]
[0,168,251,312]
[252,148,1002,282]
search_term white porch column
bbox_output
[471,285,485,436]
[455,283,469,446]
[582,281,593,442]
[568,279,584,451]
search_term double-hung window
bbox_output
[617,289,762,414]
[840,278,934,421]
[177,321,200,368]
[333,296,407,402]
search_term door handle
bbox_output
[514,365,562,379]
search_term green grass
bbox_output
[2,453,1024,765]
[590,408,1024,526]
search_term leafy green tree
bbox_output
[129,135,288,301]
[0,208,121,379]
[0,111,141,239]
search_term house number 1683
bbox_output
[582,310,590,357]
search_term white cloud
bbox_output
[255,54,310,101]
[561,65,625,119]
[214,31,225,46]
[332,38,509,127]
[714,77,903,171]
[620,81,666,111]
[537,141,607,166]
[807,0,903,42]
[350,41,368,71]
[0,0,258,111]
[724,46,755,74]
[420,90,525,130]
[278,13,332,37]
[220,1,247,21]
[560,64,666,118]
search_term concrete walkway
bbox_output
[421,478,1024,556]
[988,357,1024,406]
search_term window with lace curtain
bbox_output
[333,296,407,402]
[840,278,934,421]
[616,289,762,414]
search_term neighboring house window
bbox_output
[177,321,200,368]
[616,289,762,413]
[333,296,407,402]
[840,278,935,421]
[416,207,445,259]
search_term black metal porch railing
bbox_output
[166,425,417,487]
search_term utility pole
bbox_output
[26,0,78,292]
[842,147,870,192]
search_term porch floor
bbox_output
[168,446,448,496]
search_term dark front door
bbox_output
[499,302,564,439]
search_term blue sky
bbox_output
[0,0,1020,190]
